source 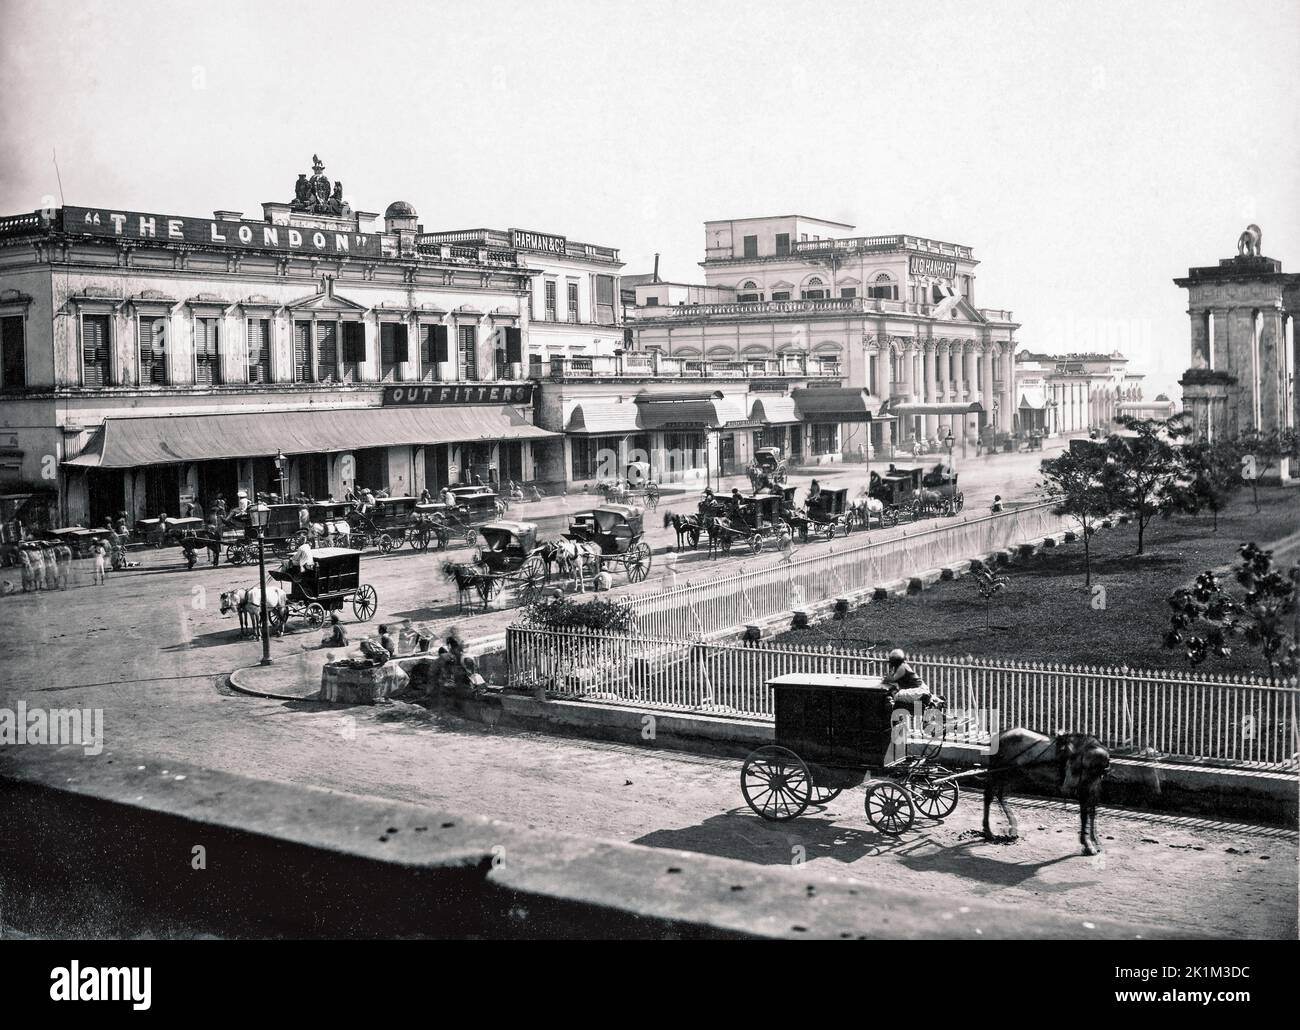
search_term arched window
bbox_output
[737,280,761,303]
[867,272,898,301]
[801,276,827,301]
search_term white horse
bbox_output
[549,538,602,592]
[850,491,883,527]
[220,584,289,638]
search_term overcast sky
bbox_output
[2,0,1297,398]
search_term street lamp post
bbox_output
[249,502,273,666]
[944,426,955,469]
[275,449,287,501]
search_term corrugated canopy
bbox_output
[635,395,748,430]
[64,406,556,469]
[1018,394,1046,410]
[750,397,800,425]
[566,402,642,434]
[887,400,985,417]
[791,388,884,423]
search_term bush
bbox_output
[518,595,636,632]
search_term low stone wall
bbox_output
[320,661,410,704]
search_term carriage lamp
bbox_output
[248,502,273,666]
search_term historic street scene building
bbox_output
[1174,225,1298,450]
[1011,349,1152,436]
[624,214,1020,459]
[0,157,576,528]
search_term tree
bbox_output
[1234,427,1299,514]
[1164,543,1299,682]
[1105,415,1190,555]
[1178,439,1241,532]
[1039,447,1114,587]
[971,567,1010,630]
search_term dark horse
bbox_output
[662,511,701,550]
[983,728,1110,855]
[441,561,493,612]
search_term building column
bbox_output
[922,342,937,440]
[1189,309,1210,370]
[873,345,893,453]
[1002,346,1016,436]
[962,345,978,441]
[1258,306,1286,436]
[980,344,994,436]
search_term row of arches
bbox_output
[735,271,898,302]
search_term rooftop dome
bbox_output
[385,200,418,218]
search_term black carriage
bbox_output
[748,447,789,488]
[268,547,377,630]
[42,526,94,558]
[782,486,853,542]
[736,493,789,552]
[307,501,357,548]
[599,461,660,510]
[739,674,959,835]
[868,466,925,524]
[362,496,429,553]
[920,463,965,516]
[564,504,653,582]
[472,520,549,600]
[137,515,206,548]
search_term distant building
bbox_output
[1013,350,1146,435]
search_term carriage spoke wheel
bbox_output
[748,534,763,555]
[741,745,812,822]
[463,529,477,547]
[267,605,287,634]
[810,783,843,806]
[379,533,395,554]
[305,603,326,628]
[414,527,432,552]
[626,542,651,583]
[864,780,915,835]
[226,544,247,566]
[912,772,960,819]
[351,584,378,622]
[822,524,835,541]
[519,555,547,598]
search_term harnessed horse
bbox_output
[548,538,603,592]
[662,510,702,550]
[220,585,289,638]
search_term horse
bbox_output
[699,515,735,559]
[982,728,1111,855]
[441,560,493,611]
[850,492,883,528]
[219,584,289,638]
[662,511,701,550]
[548,538,602,592]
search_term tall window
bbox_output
[1,315,25,389]
[138,316,167,385]
[81,315,110,387]
[567,281,579,322]
[737,280,761,303]
[246,318,270,383]
[528,352,542,378]
[421,324,448,381]
[775,233,790,256]
[544,281,557,321]
[458,325,477,380]
[341,322,365,382]
[194,317,221,385]
[771,291,790,302]
[840,287,857,299]
[316,322,338,382]
[742,235,758,258]
[811,423,838,455]
[595,275,615,324]
[801,277,827,300]
[294,321,312,382]
[868,273,898,300]
[570,435,621,479]
[380,323,407,381]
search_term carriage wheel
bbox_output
[864,780,915,835]
[748,533,763,555]
[414,526,432,552]
[645,483,660,508]
[882,508,898,528]
[351,584,377,622]
[955,492,965,513]
[841,517,853,536]
[626,542,652,583]
[822,523,835,541]
[810,784,843,806]
[463,529,477,547]
[268,605,287,634]
[379,533,395,554]
[227,543,247,565]
[911,772,960,819]
[741,745,812,822]
[519,555,547,597]
[305,602,327,629]
[720,534,733,555]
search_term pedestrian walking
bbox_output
[206,516,223,566]
[92,538,108,585]
[29,542,46,590]
[19,544,34,592]
[54,542,72,589]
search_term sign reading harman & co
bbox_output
[509,228,567,255]
[383,384,534,406]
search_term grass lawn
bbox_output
[776,488,1300,677]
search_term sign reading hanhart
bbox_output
[909,255,958,279]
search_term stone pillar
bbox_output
[1189,309,1210,370]
[962,345,977,441]
[980,345,994,434]
[1258,307,1286,436]
[873,346,893,453]
[922,343,937,440]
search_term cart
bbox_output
[869,466,925,524]
[268,547,378,630]
[920,463,964,516]
[308,501,356,548]
[805,487,853,539]
[599,461,661,510]
[472,521,549,600]
[363,496,426,553]
[736,493,789,552]
[564,504,653,582]
[739,673,960,835]
[748,447,789,489]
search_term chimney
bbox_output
[653,253,660,283]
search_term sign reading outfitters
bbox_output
[61,206,382,257]
[383,383,534,406]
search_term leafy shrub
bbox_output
[518,595,636,632]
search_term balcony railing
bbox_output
[652,296,939,319]
[416,228,620,264]
[541,354,841,381]
[0,211,45,239]
[791,234,973,260]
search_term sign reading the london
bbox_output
[909,255,957,279]
[383,383,534,406]
[509,228,567,255]
[62,206,382,257]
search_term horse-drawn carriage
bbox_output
[868,467,925,524]
[920,463,964,516]
[598,461,660,510]
[782,486,853,542]
[747,447,789,489]
[138,515,205,548]
[349,496,436,553]
[739,673,958,835]
[472,521,549,600]
[268,547,378,630]
[564,504,653,583]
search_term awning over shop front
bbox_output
[63,406,557,469]
[749,397,800,425]
[566,403,642,434]
[1018,394,1046,410]
[635,392,748,430]
[789,387,884,423]
[887,400,985,417]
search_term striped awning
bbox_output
[63,406,556,469]
[566,403,641,434]
[750,397,800,425]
